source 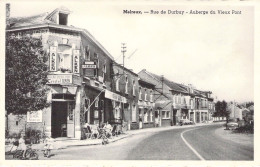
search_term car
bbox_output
[179,119,194,125]
[226,121,239,130]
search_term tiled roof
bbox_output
[7,8,114,61]
[9,13,51,28]
[142,70,188,94]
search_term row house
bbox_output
[110,63,139,131]
[137,79,156,129]
[138,69,174,127]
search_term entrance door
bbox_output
[67,102,75,138]
[51,102,67,138]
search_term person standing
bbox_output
[18,135,26,158]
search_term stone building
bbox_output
[6,7,118,139]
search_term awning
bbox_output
[155,100,172,110]
[105,90,127,103]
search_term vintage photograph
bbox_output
[4,1,254,161]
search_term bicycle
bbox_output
[13,144,39,160]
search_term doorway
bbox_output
[51,101,75,138]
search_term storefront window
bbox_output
[132,105,136,122]
[144,110,148,123]
[150,109,153,122]
[162,110,170,119]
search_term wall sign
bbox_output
[105,90,127,103]
[82,64,96,69]
[50,46,57,71]
[73,50,80,73]
[48,74,72,84]
[27,111,42,122]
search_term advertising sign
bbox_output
[82,64,96,69]
[49,46,57,71]
[73,50,80,73]
[105,90,127,103]
[27,111,42,122]
[47,74,72,85]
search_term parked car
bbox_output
[226,121,239,130]
[179,119,194,126]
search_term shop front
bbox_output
[104,90,127,131]
[47,74,82,139]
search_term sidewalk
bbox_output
[5,122,223,152]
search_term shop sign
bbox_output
[27,111,42,122]
[73,50,80,73]
[82,64,96,69]
[85,61,95,65]
[105,90,127,103]
[49,46,57,71]
[47,74,72,85]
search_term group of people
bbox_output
[6,134,54,159]
[84,122,116,139]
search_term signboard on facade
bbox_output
[73,50,80,73]
[105,90,127,103]
[82,64,96,69]
[27,111,42,122]
[47,74,82,85]
[50,46,57,71]
[48,74,72,84]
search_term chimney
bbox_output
[6,4,10,28]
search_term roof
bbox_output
[112,62,138,76]
[155,100,172,110]
[138,79,156,88]
[7,7,114,61]
[140,69,188,94]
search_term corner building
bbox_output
[6,7,117,139]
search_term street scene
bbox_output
[4,2,254,161]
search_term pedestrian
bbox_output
[43,137,54,158]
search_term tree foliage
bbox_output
[213,100,230,118]
[5,35,50,115]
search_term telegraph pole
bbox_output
[121,43,127,129]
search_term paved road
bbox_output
[6,124,254,160]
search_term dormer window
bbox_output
[59,13,68,25]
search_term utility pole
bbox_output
[121,43,127,128]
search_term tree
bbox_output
[5,35,50,115]
[214,100,230,129]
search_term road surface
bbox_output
[6,124,254,160]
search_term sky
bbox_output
[7,1,254,103]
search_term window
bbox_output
[144,110,148,123]
[132,105,137,122]
[144,89,147,101]
[85,46,90,60]
[116,78,120,92]
[150,90,153,102]
[125,76,128,94]
[94,110,99,118]
[95,97,99,107]
[150,109,153,122]
[16,121,18,126]
[59,13,68,25]
[162,111,170,119]
[139,87,142,100]
[115,108,120,119]
[132,80,136,96]
[102,65,106,81]
[58,53,72,71]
